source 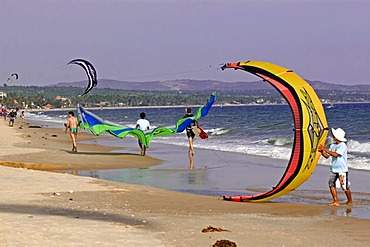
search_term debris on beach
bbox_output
[52,192,61,196]
[212,239,237,247]
[201,225,231,233]
[29,125,42,128]
[51,134,58,137]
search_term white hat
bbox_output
[331,128,347,142]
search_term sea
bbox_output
[28,102,370,170]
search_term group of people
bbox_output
[65,108,199,169]
[1,105,25,127]
[65,108,353,206]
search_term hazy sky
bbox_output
[1,0,369,86]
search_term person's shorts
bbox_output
[328,171,350,191]
[186,128,195,139]
[10,117,15,122]
[70,127,78,134]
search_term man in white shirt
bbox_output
[135,112,150,155]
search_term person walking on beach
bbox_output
[8,109,16,127]
[19,110,25,127]
[65,111,79,152]
[1,105,6,121]
[135,112,150,156]
[318,127,353,206]
[183,108,198,170]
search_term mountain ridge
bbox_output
[48,79,370,92]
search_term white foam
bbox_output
[152,137,292,161]
[204,128,230,136]
[153,137,370,171]
[257,137,293,146]
[348,140,370,153]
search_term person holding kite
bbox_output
[135,112,150,156]
[183,108,198,170]
[318,128,353,206]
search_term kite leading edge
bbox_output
[221,61,328,202]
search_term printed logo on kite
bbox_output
[68,59,98,96]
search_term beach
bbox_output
[1,119,370,246]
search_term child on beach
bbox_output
[65,111,79,152]
[183,108,198,170]
[318,127,353,206]
[135,112,150,156]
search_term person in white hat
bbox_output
[318,128,353,206]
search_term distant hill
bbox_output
[49,79,370,92]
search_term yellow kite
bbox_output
[222,61,328,202]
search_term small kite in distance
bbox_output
[67,59,98,96]
[7,73,19,83]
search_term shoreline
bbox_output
[23,100,370,112]
[1,116,370,246]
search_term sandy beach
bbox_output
[1,119,370,246]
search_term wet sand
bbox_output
[0,121,161,170]
[83,138,370,219]
[1,119,370,246]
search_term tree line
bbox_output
[1,85,369,109]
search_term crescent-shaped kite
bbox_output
[7,73,18,83]
[68,59,98,96]
[221,61,328,202]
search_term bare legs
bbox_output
[139,142,146,156]
[345,190,353,205]
[69,132,77,152]
[329,187,339,206]
[329,186,353,206]
[188,137,194,170]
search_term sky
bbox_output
[1,0,370,86]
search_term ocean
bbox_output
[28,102,370,171]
